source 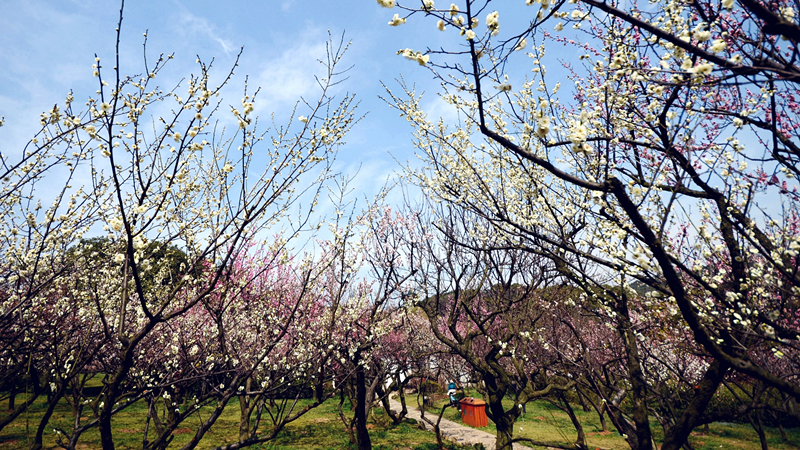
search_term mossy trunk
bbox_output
[7,387,15,411]
[494,416,514,450]
[616,297,653,450]
[661,359,727,450]
[559,392,587,449]
[238,377,255,441]
[337,387,356,445]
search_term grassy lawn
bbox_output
[4,387,799,450]
[417,389,800,450]
[0,393,480,450]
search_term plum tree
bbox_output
[377,0,800,448]
[0,3,357,448]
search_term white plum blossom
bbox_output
[536,117,551,137]
[389,14,406,26]
[571,9,588,20]
[486,11,500,35]
[690,63,714,77]
[109,217,123,232]
[398,48,430,65]
[710,39,727,53]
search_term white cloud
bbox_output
[249,32,330,113]
[172,3,235,54]
[423,93,462,126]
[281,0,296,12]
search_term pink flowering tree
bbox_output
[373,309,452,425]
[113,239,337,450]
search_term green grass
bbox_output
[419,389,800,450]
[4,388,799,450]
[0,392,479,450]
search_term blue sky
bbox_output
[0,0,469,207]
[0,0,591,240]
[4,1,778,272]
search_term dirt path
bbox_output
[386,396,534,450]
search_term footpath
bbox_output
[386,396,534,450]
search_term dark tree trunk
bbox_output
[777,419,788,442]
[0,367,42,434]
[7,387,15,411]
[376,384,406,425]
[576,389,591,412]
[354,366,372,450]
[579,382,608,433]
[559,392,587,449]
[418,403,452,450]
[616,296,653,450]
[485,383,517,450]
[143,395,154,450]
[661,360,728,450]
[597,405,608,432]
[397,387,408,418]
[748,411,769,450]
[337,387,355,445]
[31,388,65,450]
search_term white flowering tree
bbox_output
[377,0,800,448]
[0,3,358,449]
